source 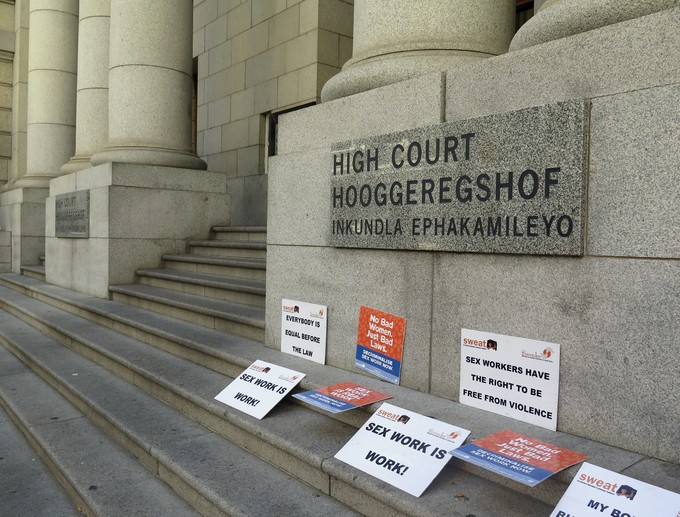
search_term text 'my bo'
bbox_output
[329,99,589,256]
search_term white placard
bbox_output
[459,329,560,430]
[214,360,305,419]
[334,402,470,497]
[281,299,327,364]
[551,462,680,517]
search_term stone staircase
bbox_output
[0,225,675,516]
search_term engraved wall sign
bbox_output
[329,99,589,256]
[56,191,90,238]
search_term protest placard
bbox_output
[355,306,406,384]
[450,430,587,486]
[214,360,305,419]
[551,462,680,517]
[459,328,560,430]
[281,299,327,364]
[335,402,470,497]
[293,381,391,413]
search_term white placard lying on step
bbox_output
[551,462,680,517]
[214,360,305,419]
[334,402,470,497]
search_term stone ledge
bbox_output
[1,273,677,507]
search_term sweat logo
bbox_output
[463,337,498,351]
[578,472,637,500]
[249,364,271,374]
[282,305,300,313]
[376,408,411,424]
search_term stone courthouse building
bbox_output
[0,0,678,515]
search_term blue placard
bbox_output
[450,444,554,486]
[355,345,401,384]
[292,390,355,413]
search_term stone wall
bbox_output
[0,229,9,272]
[267,8,680,463]
[193,0,354,226]
[0,1,14,186]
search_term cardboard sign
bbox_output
[459,328,560,430]
[551,462,680,517]
[293,382,391,413]
[355,306,406,384]
[450,430,587,486]
[281,299,328,364]
[335,402,470,497]
[214,360,305,419]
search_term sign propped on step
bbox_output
[293,381,391,413]
[214,360,305,419]
[280,299,327,364]
[551,462,680,517]
[459,328,560,430]
[355,306,406,384]
[450,430,587,487]
[335,402,470,497]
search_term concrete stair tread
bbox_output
[0,309,360,516]
[0,286,554,516]
[21,265,45,274]
[163,253,266,269]
[109,283,265,328]
[0,405,78,516]
[136,268,266,295]
[188,240,266,250]
[0,273,264,367]
[212,226,266,233]
[0,275,677,512]
[0,336,201,516]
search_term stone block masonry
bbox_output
[267,8,680,464]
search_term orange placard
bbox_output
[356,306,406,384]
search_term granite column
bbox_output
[322,0,515,101]
[61,0,111,174]
[91,0,206,169]
[15,0,78,187]
[510,0,679,50]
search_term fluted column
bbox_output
[61,0,110,174]
[15,0,78,188]
[90,0,206,170]
[321,0,515,102]
[510,0,679,51]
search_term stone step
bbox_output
[136,268,266,307]
[0,404,78,516]
[0,272,261,378]
[211,225,267,242]
[20,264,45,281]
[0,328,201,517]
[109,283,265,342]
[162,253,266,281]
[0,308,360,517]
[188,239,267,259]
[0,274,676,515]
[0,285,552,516]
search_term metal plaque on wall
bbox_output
[329,99,589,256]
[55,191,90,238]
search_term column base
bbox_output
[0,186,49,273]
[91,146,207,170]
[510,0,677,51]
[321,50,489,102]
[45,162,227,298]
[60,154,94,174]
[11,175,57,189]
